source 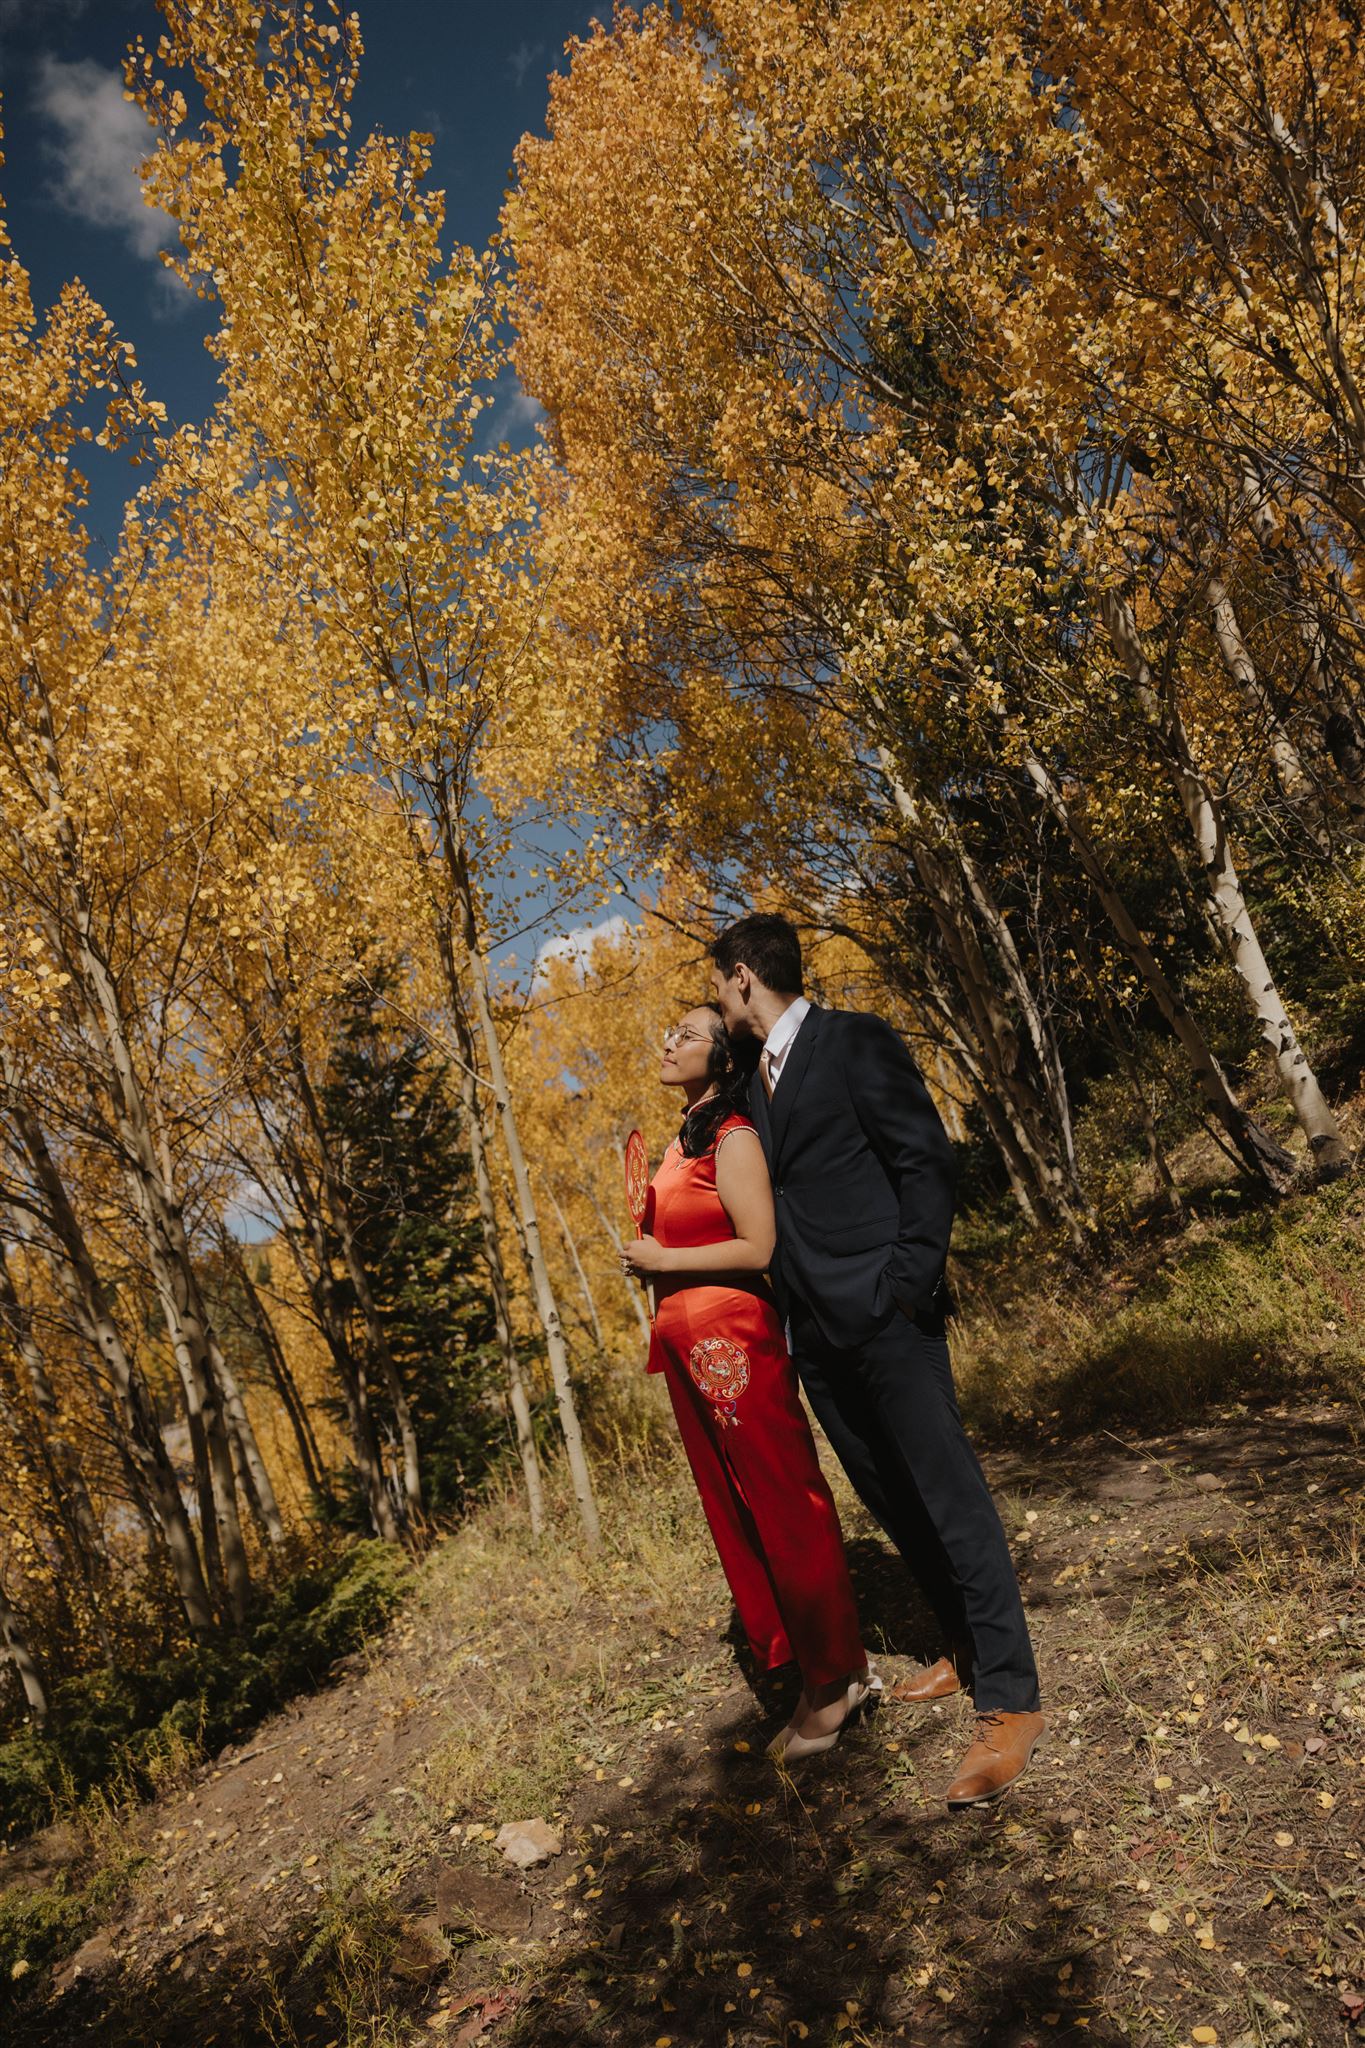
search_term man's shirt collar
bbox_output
[764,995,811,1068]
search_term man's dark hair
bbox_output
[710,913,804,996]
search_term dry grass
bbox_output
[413,1426,718,1829]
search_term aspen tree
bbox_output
[136,0,600,1542]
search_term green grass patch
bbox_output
[0,1852,138,2008]
[0,1875,89,1991]
[952,1173,1365,1431]
[0,1539,410,1842]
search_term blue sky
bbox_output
[4,0,639,977]
[2,0,601,548]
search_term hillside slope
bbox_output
[4,1383,1363,2048]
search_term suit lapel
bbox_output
[768,1005,823,1166]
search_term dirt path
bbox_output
[6,1395,1364,2047]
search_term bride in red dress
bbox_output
[622,1004,875,1759]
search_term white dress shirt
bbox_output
[761,996,811,1093]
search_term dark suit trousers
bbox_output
[789,1299,1040,1714]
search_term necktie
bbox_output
[760,1048,776,1099]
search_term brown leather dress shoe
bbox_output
[889,1654,967,1704]
[945,1710,1045,1809]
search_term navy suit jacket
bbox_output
[749,1006,956,1348]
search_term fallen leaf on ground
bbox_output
[453,1991,516,2048]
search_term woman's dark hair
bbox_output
[679,1005,760,1157]
[709,912,803,997]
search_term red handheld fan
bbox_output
[624,1129,650,1228]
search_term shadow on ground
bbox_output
[495,1714,1123,2048]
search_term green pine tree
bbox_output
[321,973,507,1522]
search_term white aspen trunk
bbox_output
[224,1410,269,1545]
[57,995,248,1615]
[447,991,545,1540]
[928,1048,969,1144]
[27,692,254,1616]
[548,1185,606,1352]
[1102,591,1350,1176]
[1017,740,1299,1192]
[950,826,1093,1212]
[132,1211,226,1598]
[123,1160,252,1622]
[1322,703,1365,830]
[225,1238,331,1506]
[0,1579,48,1725]
[441,823,600,1550]
[2,1084,218,1636]
[210,1337,286,1549]
[1206,576,1327,834]
[913,954,1045,1227]
[0,1230,110,1589]
[0,1282,116,1668]
[875,748,1091,1241]
[948,907,1078,1228]
[148,1147,285,1551]
[68,1269,217,1637]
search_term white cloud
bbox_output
[503,380,546,440]
[474,371,547,469]
[33,55,173,261]
[480,367,546,453]
[534,914,635,984]
[508,39,544,90]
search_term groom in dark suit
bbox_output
[710,912,1044,1808]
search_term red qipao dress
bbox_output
[645,1113,864,1686]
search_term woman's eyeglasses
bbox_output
[663,1024,710,1049]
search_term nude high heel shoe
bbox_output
[767,1672,883,1765]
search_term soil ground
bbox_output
[4,1389,1364,2048]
